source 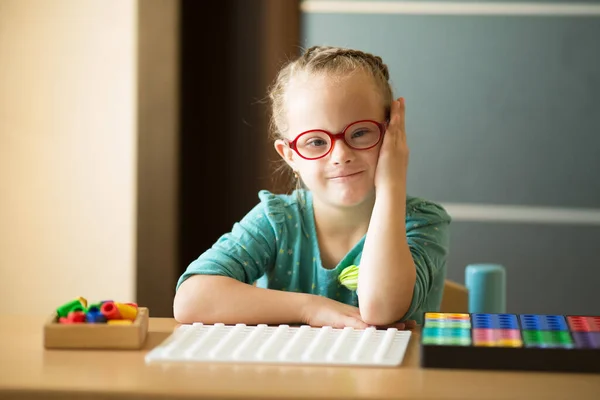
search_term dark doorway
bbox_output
[137,0,299,317]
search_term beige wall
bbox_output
[0,0,137,315]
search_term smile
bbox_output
[329,171,364,181]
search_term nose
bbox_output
[329,138,355,165]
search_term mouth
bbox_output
[329,171,364,180]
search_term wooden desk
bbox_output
[1,315,599,399]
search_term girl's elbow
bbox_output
[359,298,403,326]
[173,307,193,324]
[173,280,211,323]
[173,289,196,323]
[358,291,414,326]
[360,310,390,326]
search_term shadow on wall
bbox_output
[136,0,300,317]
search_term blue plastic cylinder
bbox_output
[86,310,107,323]
[465,264,506,314]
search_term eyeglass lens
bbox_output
[295,121,381,159]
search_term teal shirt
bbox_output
[176,189,451,324]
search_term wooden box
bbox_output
[44,307,149,349]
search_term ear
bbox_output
[274,139,297,170]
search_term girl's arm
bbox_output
[173,192,378,328]
[358,98,416,325]
[358,187,415,326]
[174,275,309,324]
[174,275,377,328]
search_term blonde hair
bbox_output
[267,46,394,192]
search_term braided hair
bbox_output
[268,46,393,141]
[267,46,394,194]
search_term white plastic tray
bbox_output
[145,323,412,367]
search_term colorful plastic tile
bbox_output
[519,314,568,331]
[472,328,522,347]
[522,330,574,348]
[472,313,519,330]
[424,313,445,320]
[422,327,471,346]
[567,316,600,332]
[572,332,600,349]
[421,313,600,373]
[424,313,471,329]
[424,313,470,321]
[445,313,470,320]
[424,319,471,329]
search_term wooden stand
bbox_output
[44,307,149,350]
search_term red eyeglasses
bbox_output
[285,119,387,160]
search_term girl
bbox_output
[173,46,451,328]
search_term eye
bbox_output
[306,138,328,147]
[351,129,368,138]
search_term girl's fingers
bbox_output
[345,317,369,329]
[397,97,406,141]
[368,320,418,330]
[368,322,405,330]
[393,322,406,330]
[385,98,406,145]
[391,99,402,129]
[404,319,418,329]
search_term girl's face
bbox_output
[275,71,386,209]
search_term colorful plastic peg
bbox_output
[100,301,138,320]
[100,301,121,320]
[68,311,86,323]
[56,298,86,318]
[115,303,138,320]
[107,319,133,325]
[77,296,88,309]
[58,313,84,324]
[86,302,103,314]
[86,310,107,323]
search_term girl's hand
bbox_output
[301,295,368,329]
[301,295,416,330]
[377,319,418,330]
[374,97,409,191]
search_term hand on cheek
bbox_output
[374,97,409,191]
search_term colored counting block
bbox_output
[421,312,600,373]
[472,329,495,346]
[572,332,600,349]
[472,328,522,347]
[472,314,519,330]
[497,339,523,347]
[425,320,471,329]
[589,317,600,331]
[519,314,568,331]
[425,313,469,320]
[567,316,600,332]
[422,327,472,346]
[444,313,470,320]
[424,313,471,328]
[522,330,574,348]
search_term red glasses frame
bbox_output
[285,119,387,160]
